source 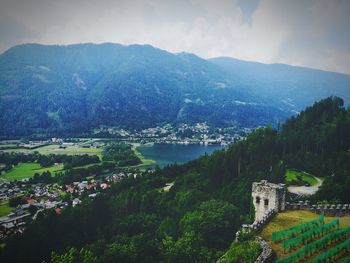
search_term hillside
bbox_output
[1,43,350,137]
[210,57,350,111]
[1,97,349,263]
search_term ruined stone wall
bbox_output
[252,180,286,221]
[254,236,275,263]
[286,201,350,217]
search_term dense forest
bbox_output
[102,143,141,167]
[1,43,350,137]
[1,97,349,263]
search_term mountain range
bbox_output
[0,43,349,137]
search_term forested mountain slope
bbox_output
[1,43,349,137]
[210,57,350,111]
[1,97,349,263]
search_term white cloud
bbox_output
[0,0,349,74]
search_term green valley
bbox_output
[2,163,63,181]
[0,97,349,263]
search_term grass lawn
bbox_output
[2,144,102,156]
[260,210,350,259]
[1,163,64,181]
[0,201,15,217]
[35,145,102,156]
[0,144,18,149]
[285,169,318,186]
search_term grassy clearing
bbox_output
[35,145,102,156]
[2,144,102,156]
[131,146,156,169]
[285,169,318,186]
[260,210,350,259]
[1,163,64,180]
[0,144,18,149]
[0,201,15,217]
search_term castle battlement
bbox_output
[252,180,286,221]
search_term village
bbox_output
[0,169,153,240]
[92,122,251,145]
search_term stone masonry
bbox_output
[252,180,286,221]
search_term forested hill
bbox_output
[1,97,349,263]
[1,43,350,137]
[210,57,350,111]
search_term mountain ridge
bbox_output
[0,43,349,137]
[209,56,350,77]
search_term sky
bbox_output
[0,0,350,74]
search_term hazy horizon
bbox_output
[1,0,350,74]
[3,41,350,77]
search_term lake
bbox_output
[137,143,225,168]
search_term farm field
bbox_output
[0,144,18,150]
[1,144,102,156]
[1,163,64,181]
[260,210,350,261]
[285,169,318,186]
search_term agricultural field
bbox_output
[1,163,64,181]
[1,144,102,157]
[260,210,350,262]
[0,144,18,150]
[285,169,318,186]
[35,145,102,156]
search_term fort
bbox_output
[252,180,286,221]
[236,180,350,262]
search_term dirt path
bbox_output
[287,176,323,196]
[162,182,174,192]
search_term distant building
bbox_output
[252,180,286,221]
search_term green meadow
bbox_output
[2,144,102,156]
[1,163,64,181]
[285,169,318,186]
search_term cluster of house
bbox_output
[92,122,250,145]
[0,169,151,240]
[0,180,22,201]
[0,181,68,239]
[19,140,50,149]
[105,170,152,182]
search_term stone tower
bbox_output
[252,180,286,221]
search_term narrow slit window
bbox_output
[256,197,260,204]
[264,199,269,206]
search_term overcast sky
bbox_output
[0,0,349,74]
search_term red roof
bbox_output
[54,207,62,215]
[26,198,37,205]
[100,183,109,189]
